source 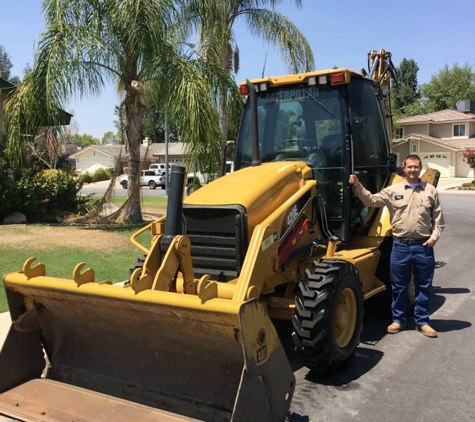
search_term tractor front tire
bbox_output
[292,260,364,373]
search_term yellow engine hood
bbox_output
[184,162,312,234]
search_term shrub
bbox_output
[91,167,111,182]
[0,157,36,218]
[0,162,89,222]
[78,173,93,184]
[31,169,80,211]
[462,149,475,170]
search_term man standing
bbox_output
[349,154,445,338]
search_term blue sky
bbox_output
[1,0,475,139]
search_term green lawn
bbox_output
[0,224,153,313]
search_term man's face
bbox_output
[404,158,422,181]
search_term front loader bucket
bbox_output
[0,265,295,422]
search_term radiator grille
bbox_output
[183,206,248,282]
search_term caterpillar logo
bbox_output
[287,205,299,227]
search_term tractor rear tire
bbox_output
[292,260,364,373]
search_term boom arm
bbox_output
[368,49,396,140]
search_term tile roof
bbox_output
[69,142,186,159]
[394,133,475,151]
[397,109,475,124]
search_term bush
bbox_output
[77,167,111,184]
[0,157,37,218]
[462,149,475,170]
[91,167,111,182]
[0,160,90,222]
[78,173,93,184]
[31,169,80,211]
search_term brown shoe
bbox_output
[417,325,438,338]
[387,322,405,334]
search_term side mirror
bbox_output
[389,153,397,173]
[222,141,235,176]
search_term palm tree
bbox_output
[184,0,315,139]
[4,0,230,223]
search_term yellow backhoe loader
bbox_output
[0,50,438,422]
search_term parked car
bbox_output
[148,163,173,175]
[120,170,165,190]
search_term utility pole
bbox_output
[164,107,169,195]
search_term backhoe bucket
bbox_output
[0,265,295,422]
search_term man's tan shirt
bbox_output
[353,180,445,242]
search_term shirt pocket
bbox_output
[421,198,433,211]
[392,198,409,210]
[391,198,409,222]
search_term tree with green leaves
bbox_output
[0,44,21,84]
[72,133,101,147]
[141,105,180,144]
[391,58,420,117]
[101,131,121,145]
[0,45,13,81]
[185,0,315,140]
[421,63,475,112]
[4,0,233,223]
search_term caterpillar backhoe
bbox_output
[1,50,431,422]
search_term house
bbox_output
[69,142,187,174]
[393,101,475,177]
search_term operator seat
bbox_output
[320,134,343,166]
[307,150,327,168]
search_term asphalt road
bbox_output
[286,191,475,422]
[79,179,168,197]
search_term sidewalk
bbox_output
[0,312,10,349]
[436,177,474,193]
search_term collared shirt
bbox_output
[353,180,445,242]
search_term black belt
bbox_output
[393,237,429,244]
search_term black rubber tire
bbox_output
[148,180,157,190]
[292,259,364,373]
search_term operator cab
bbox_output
[235,71,393,241]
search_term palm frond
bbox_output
[243,9,314,73]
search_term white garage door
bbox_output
[421,153,450,177]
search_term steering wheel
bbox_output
[280,139,318,151]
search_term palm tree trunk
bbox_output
[123,88,143,223]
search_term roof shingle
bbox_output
[397,109,475,124]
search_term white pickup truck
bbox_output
[148,163,173,175]
[120,170,166,190]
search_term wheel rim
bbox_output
[333,287,357,348]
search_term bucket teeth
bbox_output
[72,262,95,286]
[22,257,45,279]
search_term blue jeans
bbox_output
[390,240,435,326]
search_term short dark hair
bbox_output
[403,154,422,168]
